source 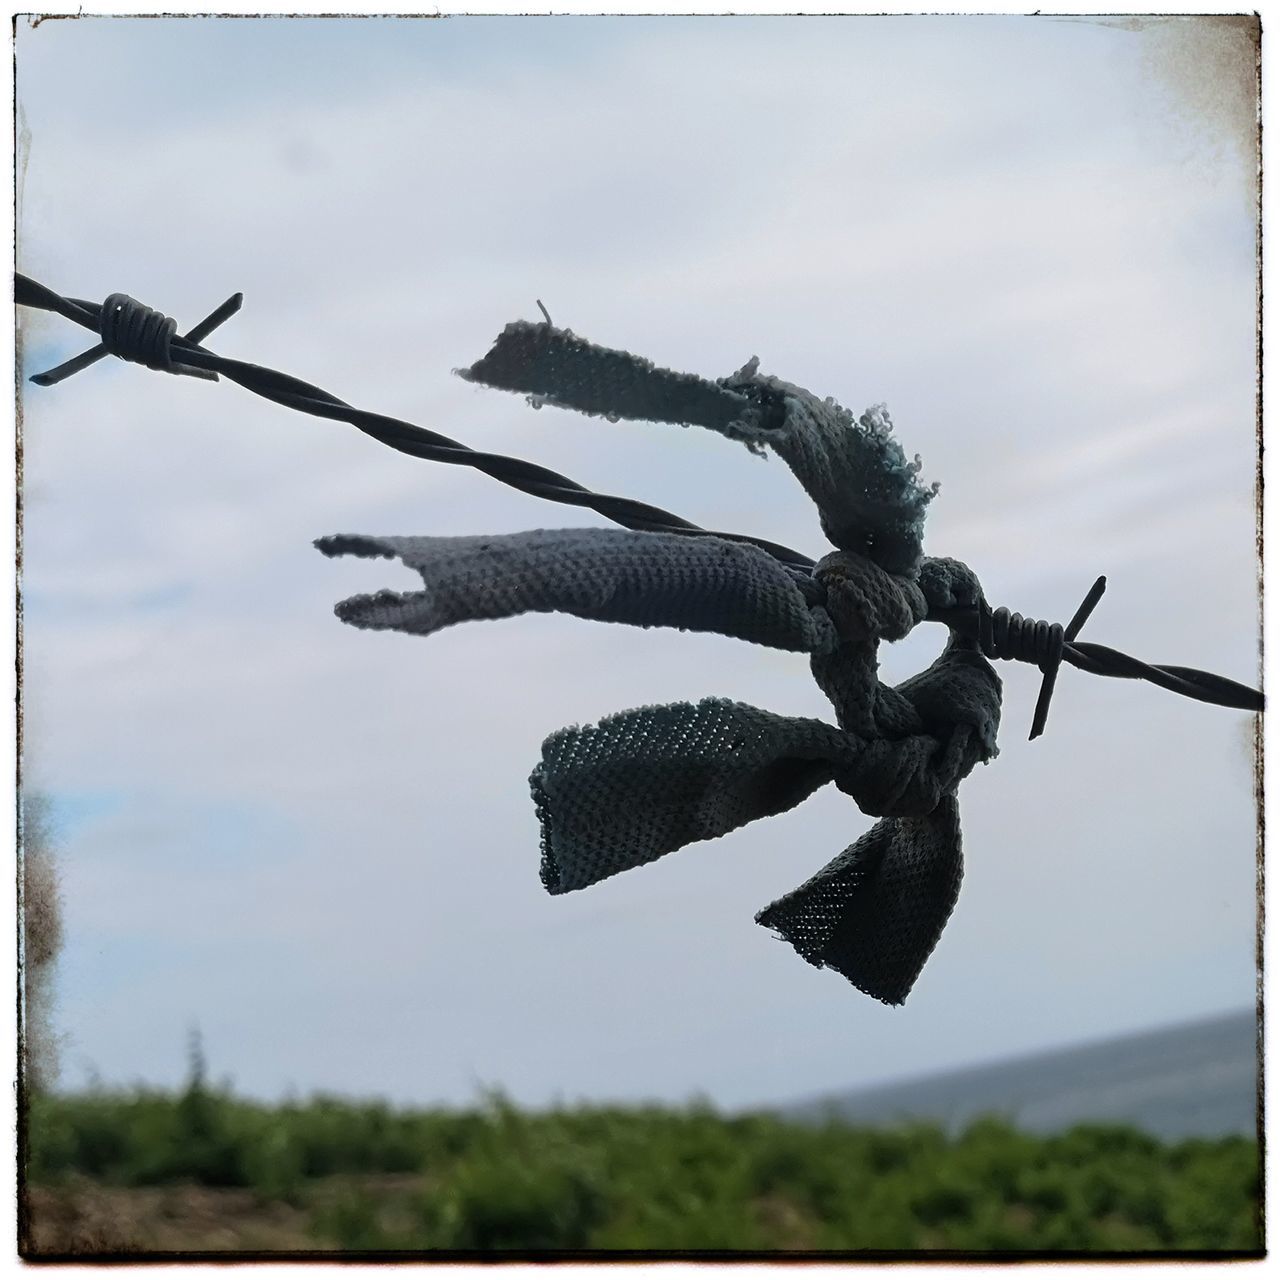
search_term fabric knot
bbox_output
[895,643,1002,759]
[716,367,937,573]
[812,550,927,644]
[918,556,983,612]
[829,733,943,817]
[828,721,989,819]
[827,643,1002,816]
[318,318,1013,1005]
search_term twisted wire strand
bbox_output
[29,284,239,385]
[15,272,816,574]
[15,272,1263,722]
[931,591,1262,719]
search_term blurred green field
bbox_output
[21,1077,1262,1256]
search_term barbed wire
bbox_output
[15,273,814,572]
[15,272,1263,734]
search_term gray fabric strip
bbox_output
[755,796,963,1006]
[459,320,752,433]
[458,318,936,573]
[316,528,837,654]
[533,697,854,895]
[716,367,936,573]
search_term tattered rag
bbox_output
[320,317,1002,1004]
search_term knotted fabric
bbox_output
[323,315,1004,1004]
[461,320,938,575]
[320,531,1001,1004]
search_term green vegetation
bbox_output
[24,1081,1261,1254]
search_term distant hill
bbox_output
[784,1009,1258,1141]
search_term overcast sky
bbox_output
[15,14,1260,1110]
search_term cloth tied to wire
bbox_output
[318,318,1003,1005]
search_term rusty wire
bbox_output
[15,272,1263,734]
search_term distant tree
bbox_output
[20,792,64,1094]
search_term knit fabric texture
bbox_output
[315,529,836,655]
[322,530,1001,1004]
[533,697,851,894]
[323,317,1004,1004]
[459,319,751,434]
[460,320,937,575]
[755,797,963,1006]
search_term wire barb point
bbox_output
[29,288,244,387]
[1027,575,1106,740]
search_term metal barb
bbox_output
[935,572,1259,735]
[30,290,244,387]
[1027,575,1106,740]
